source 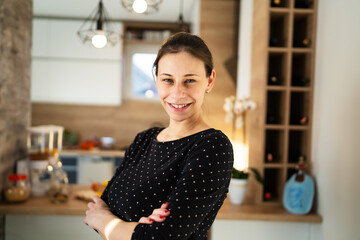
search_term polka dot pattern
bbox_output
[101,127,234,239]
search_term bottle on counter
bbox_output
[48,157,70,204]
[4,174,31,203]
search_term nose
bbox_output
[171,83,186,98]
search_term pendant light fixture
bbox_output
[177,0,189,32]
[77,0,119,48]
[121,0,163,14]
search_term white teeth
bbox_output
[172,104,188,108]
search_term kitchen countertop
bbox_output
[61,149,125,158]
[0,185,322,223]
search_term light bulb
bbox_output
[92,31,107,48]
[132,0,148,14]
[145,89,154,98]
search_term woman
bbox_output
[84,32,234,240]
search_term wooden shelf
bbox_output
[249,0,318,205]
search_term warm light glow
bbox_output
[132,0,148,13]
[104,218,121,239]
[92,31,107,48]
[231,141,249,170]
[145,89,154,98]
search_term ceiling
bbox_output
[33,0,197,23]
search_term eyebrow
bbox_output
[159,73,200,77]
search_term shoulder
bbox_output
[187,129,233,160]
[133,127,163,141]
[193,129,232,149]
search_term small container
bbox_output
[4,174,31,203]
[49,169,70,204]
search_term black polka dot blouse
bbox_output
[101,127,234,240]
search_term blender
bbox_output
[27,125,64,197]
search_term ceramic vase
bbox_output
[229,178,248,205]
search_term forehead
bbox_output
[158,52,205,74]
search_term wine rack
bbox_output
[249,0,317,205]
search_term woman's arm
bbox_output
[85,196,138,240]
[85,196,170,240]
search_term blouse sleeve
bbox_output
[131,133,234,239]
[101,133,140,204]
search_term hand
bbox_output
[84,195,118,237]
[138,202,170,224]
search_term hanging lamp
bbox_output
[177,0,189,32]
[77,0,119,48]
[121,0,163,14]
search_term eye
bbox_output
[185,79,196,84]
[162,78,173,83]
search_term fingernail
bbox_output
[160,216,165,219]
[165,210,169,213]
[163,202,168,205]
[149,219,154,222]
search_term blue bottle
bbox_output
[283,157,315,214]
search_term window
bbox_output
[124,43,160,101]
[131,53,158,99]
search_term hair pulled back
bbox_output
[153,32,213,77]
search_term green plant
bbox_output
[232,167,263,185]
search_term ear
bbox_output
[206,69,216,93]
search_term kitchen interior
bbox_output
[0,0,359,240]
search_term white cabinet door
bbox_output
[77,156,115,184]
[31,18,123,105]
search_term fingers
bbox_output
[88,196,109,210]
[138,202,171,224]
[160,202,169,209]
[147,213,167,223]
[138,217,155,224]
[152,208,170,217]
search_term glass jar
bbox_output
[4,174,31,203]
[48,167,70,204]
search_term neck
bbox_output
[163,115,210,141]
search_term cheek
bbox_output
[156,86,167,98]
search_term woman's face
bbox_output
[156,51,215,123]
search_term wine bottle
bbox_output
[302,38,311,47]
[268,75,280,85]
[269,36,282,47]
[264,192,272,200]
[265,152,274,162]
[295,156,305,182]
[266,113,277,124]
[271,0,282,7]
[294,38,311,48]
[295,0,311,9]
[290,114,308,125]
[289,152,306,164]
[291,76,310,86]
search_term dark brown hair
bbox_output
[153,32,213,77]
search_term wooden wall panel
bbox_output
[200,0,238,137]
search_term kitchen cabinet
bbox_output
[60,149,125,184]
[31,18,123,105]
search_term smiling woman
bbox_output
[84,32,234,240]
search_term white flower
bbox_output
[243,99,256,111]
[234,100,244,114]
[223,96,236,113]
[223,96,256,130]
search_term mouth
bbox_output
[167,102,192,110]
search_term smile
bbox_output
[171,103,189,108]
[168,103,191,110]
